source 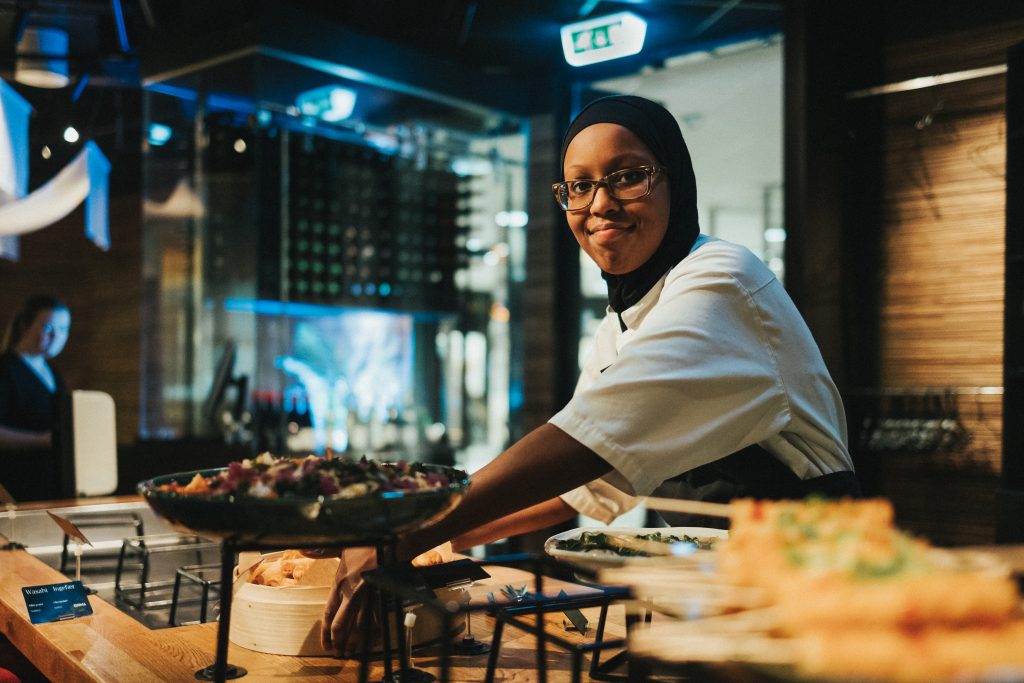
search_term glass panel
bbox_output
[141,51,526,469]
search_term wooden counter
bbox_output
[0,535,629,683]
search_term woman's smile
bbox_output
[588,222,635,239]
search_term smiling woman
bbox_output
[549,95,860,528]
[314,95,860,658]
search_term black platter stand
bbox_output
[138,463,471,683]
[198,534,418,683]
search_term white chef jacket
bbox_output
[550,235,853,524]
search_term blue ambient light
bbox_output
[295,85,357,123]
[147,123,172,146]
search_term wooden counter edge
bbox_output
[1,538,104,682]
[1,532,219,683]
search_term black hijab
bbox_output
[560,95,700,314]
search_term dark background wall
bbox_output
[786,0,1024,544]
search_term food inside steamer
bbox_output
[231,549,466,657]
[248,550,318,586]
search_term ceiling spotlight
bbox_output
[147,123,172,146]
[233,138,247,153]
[15,26,70,89]
[63,126,79,143]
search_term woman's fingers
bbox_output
[333,584,373,656]
[321,567,345,650]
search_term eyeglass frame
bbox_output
[551,165,666,212]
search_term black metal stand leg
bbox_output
[377,545,394,682]
[391,548,407,679]
[534,563,547,683]
[114,542,127,598]
[572,650,584,683]
[590,597,643,681]
[213,544,234,680]
[60,535,70,572]
[359,577,374,683]
[139,544,150,606]
[484,619,504,683]
[589,603,610,676]
[169,571,182,626]
[194,543,246,682]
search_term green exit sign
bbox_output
[561,12,648,67]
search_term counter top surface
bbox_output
[1,530,630,683]
[5,499,1024,683]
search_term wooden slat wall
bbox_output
[872,21,1024,545]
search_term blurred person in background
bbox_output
[0,294,71,501]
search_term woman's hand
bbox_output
[411,541,453,567]
[321,546,379,656]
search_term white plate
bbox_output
[544,526,728,571]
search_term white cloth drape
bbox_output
[0,77,112,258]
[0,140,112,249]
[0,79,31,260]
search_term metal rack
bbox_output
[173,536,638,683]
[848,386,1002,460]
[361,553,633,683]
[114,533,218,610]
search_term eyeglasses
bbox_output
[552,165,665,211]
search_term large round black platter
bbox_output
[138,463,470,545]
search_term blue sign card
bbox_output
[22,581,93,624]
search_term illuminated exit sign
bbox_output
[560,12,648,67]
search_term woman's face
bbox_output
[562,123,670,275]
[18,308,71,358]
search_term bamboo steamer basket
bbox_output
[229,551,466,656]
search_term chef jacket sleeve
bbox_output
[560,477,642,524]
